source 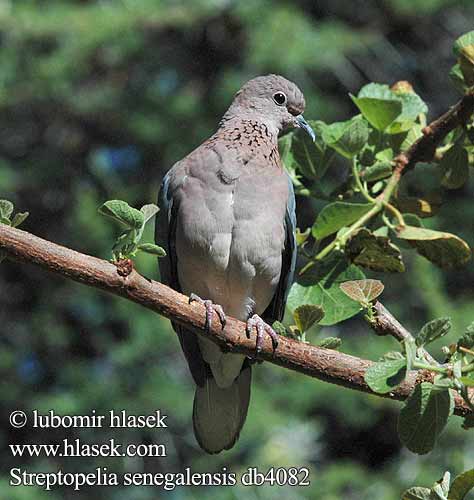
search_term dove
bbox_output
[156,74,314,453]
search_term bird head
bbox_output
[225,74,315,141]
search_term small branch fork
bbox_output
[0,224,471,417]
[370,301,440,366]
[395,88,474,176]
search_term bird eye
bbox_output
[273,92,287,106]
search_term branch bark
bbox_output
[370,301,440,366]
[0,224,471,417]
[393,88,474,178]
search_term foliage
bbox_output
[98,199,164,261]
[278,30,474,458]
[402,469,474,499]
[0,198,29,262]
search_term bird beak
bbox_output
[296,115,315,142]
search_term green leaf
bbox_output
[361,161,393,182]
[346,228,405,273]
[321,116,369,158]
[99,200,145,229]
[433,472,451,500]
[400,123,424,151]
[450,64,468,93]
[351,83,402,131]
[405,338,417,372]
[387,92,428,134]
[396,195,441,219]
[398,92,428,120]
[280,122,334,180]
[453,360,462,379]
[0,216,11,225]
[433,374,454,391]
[376,147,394,162]
[381,351,405,361]
[358,82,396,100]
[140,204,159,223]
[398,383,454,454]
[312,202,374,240]
[449,469,474,500]
[272,321,288,337]
[459,376,474,387]
[403,214,425,227]
[339,278,384,304]
[458,322,474,349]
[295,227,311,246]
[279,133,302,187]
[11,212,29,228]
[397,225,471,269]
[453,31,474,85]
[0,199,14,219]
[288,253,365,325]
[440,145,469,190]
[293,304,324,333]
[401,487,433,500]
[416,317,452,347]
[137,243,167,257]
[373,226,389,237]
[317,337,342,350]
[453,31,474,57]
[364,358,407,394]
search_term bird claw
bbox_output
[246,314,279,355]
[188,293,226,331]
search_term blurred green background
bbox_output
[1,0,474,498]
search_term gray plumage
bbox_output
[156,74,311,453]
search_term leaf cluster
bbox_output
[98,199,165,262]
[358,311,474,455]
[402,469,474,500]
[282,32,474,334]
[0,199,29,263]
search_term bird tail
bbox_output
[192,363,251,454]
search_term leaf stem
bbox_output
[299,203,381,275]
[459,346,474,356]
[383,202,405,227]
[413,362,448,374]
[352,157,376,203]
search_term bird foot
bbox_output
[246,314,279,354]
[188,293,226,331]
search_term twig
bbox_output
[371,301,440,366]
[0,224,471,417]
[392,88,474,179]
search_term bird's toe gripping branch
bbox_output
[188,293,227,331]
[246,314,279,354]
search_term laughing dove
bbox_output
[156,74,314,453]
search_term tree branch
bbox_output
[394,88,474,178]
[370,301,440,366]
[0,224,471,417]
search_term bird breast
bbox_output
[175,164,288,320]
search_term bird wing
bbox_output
[262,173,297,324]
[155,162,207,386]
